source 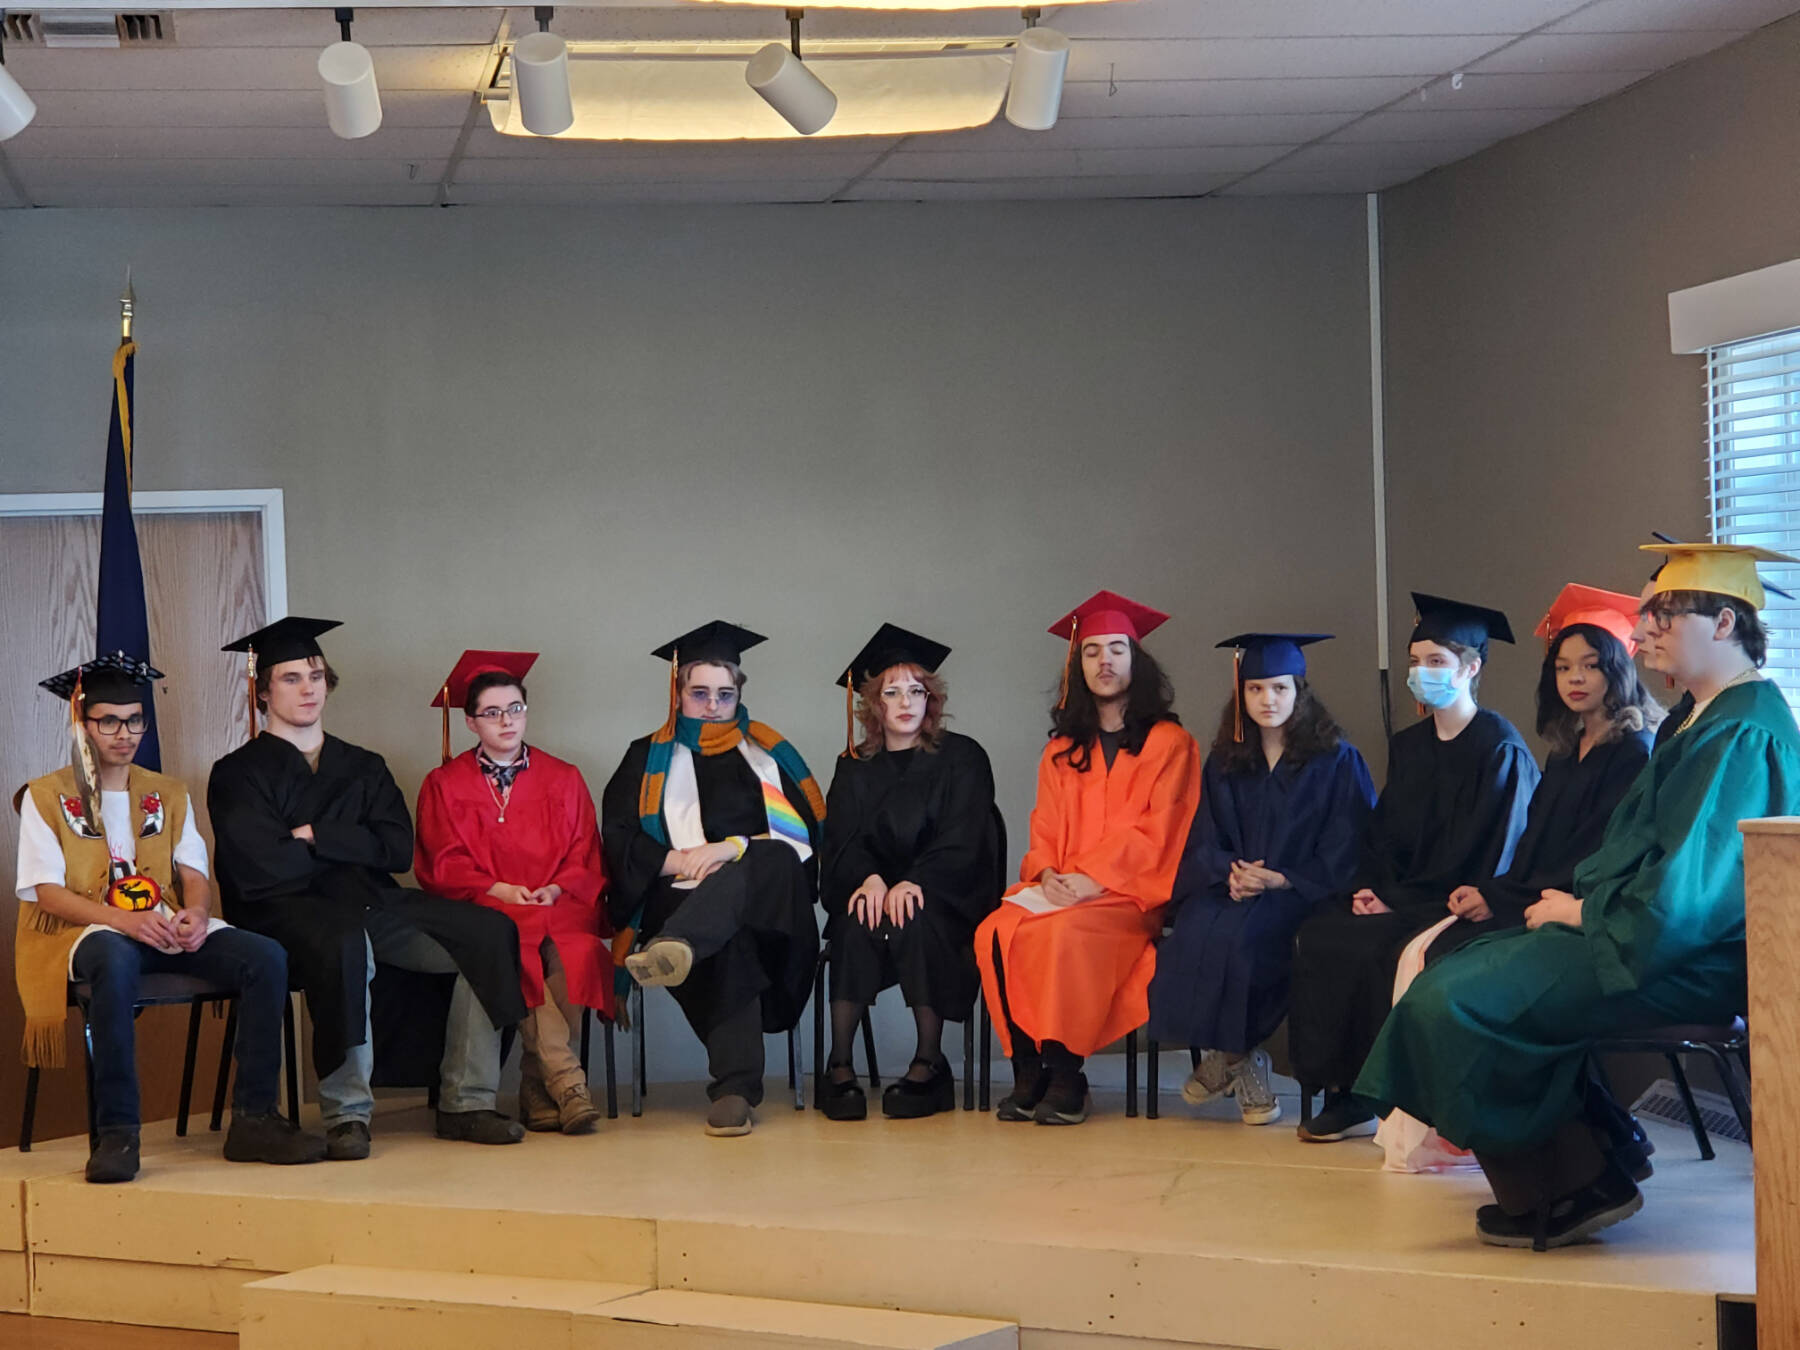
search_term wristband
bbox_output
[729,835,749,862]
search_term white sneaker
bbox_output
[1231,1050,1282,1126]
[1180,1049,1236,1107]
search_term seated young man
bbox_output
[1357,543,1800,1249]
[207,618,528,1160]
[415,651,613,1135]
[16,653,324,1182]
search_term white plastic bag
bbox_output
[1375,915,1478,1173]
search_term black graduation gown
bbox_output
[600,735,821,1038]
[207,733,526,1080]
[1425,726,1655,964]
[820,732,999,1015]
[1288,708,1538,1090]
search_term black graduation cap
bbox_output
[837,623,952,689]
[1649,532,1792,599]
[222,616,342,669]
[41,651,163,705]
[1409,593,1514,655]
[1215,633,1331,682]
[651,620,766,667]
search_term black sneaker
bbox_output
[436,1108,525,1145]
[822,1065,867,1122]
[326,1119,372,1161]
[85,1128,140,1184]
[882,1058,955,1120]
[224,1110,328,1165]
[1033,1070,1089,1125]
[1296,1094,1377,1142]
[996,1056,1046,1122]
[1476,1167,1643,1250]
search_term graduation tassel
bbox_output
[662,648,680,735]
[244,648,259,741]
[440,683,452,766]
[1055,618,1079,710]
[1232,649,1244,744]
[843,667,856,758]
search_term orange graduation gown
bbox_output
[977,719,1201,1058]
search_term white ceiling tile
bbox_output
[1,125,458,161]
[15,158,449,189]
[523,6,1018,43]
[873,145,1289,179]
[1467,28,1747,73]
[1218,167,1414,195]
[843,173,1237,201]
[20,89,474,130]
[19,182,443,208]
[0,164,24,209]
[452,151,877,183]
[166,8,503,48]
[1327,105,1568,142]
[1067,36,1512,82]
[1547,0,1800,32]
[1060,75,1425,117]
[1394,68,1645,107]
[1270,139,1492,174]
[2,46,489,92]
[1054,0,1587,39]
[930,112,1355,150]
[456,125,899,159]
[446,180,840,205]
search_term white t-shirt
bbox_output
[16,787,225,973]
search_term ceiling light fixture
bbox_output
[746,8,836,136]
[319,8,382,140]
[685,0,1119,9]
[1004,7,1067,132]
[0,12,37,142]
[513,5,574,136]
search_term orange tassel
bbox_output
[1232,649,1244,744]
[661,649,680,735]
[844,668,856,758]
[1055,618,1079,710]
[440,683,452,766]
[1415,701,1427,718]
[244,647,259,741]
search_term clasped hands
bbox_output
[663,839,744,884]
[488,882,564,907]
[120,905,208,954]
[1038,869,1105,908]
[1228,859,1289,902]
[850,875,926,929]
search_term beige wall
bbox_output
[0,198,1377,1078]
[1379,15,1800,731]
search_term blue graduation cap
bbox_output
[1216,632,1332,681]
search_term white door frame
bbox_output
[0,488,288,618]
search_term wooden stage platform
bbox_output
[0,1077,1753,1350]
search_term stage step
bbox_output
[241,1265,1018,1350]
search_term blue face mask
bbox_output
[1407,666,1464,709]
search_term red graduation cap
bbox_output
[431,650,537,764]
[1534,584,1640,655]
[1047,590,1169,644]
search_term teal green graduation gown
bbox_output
[1354,677,1800,1155]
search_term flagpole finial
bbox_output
[120,267,135,342]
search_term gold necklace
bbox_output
[1676,668,1759,734]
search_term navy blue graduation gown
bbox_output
[1147,740,1376,1053]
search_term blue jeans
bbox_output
[316,912,502,1126]
[71,925,289,1131]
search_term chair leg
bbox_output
[790,1029,804,1111]
[861,1011,880,1089]
[812,960,827,1108]
[177,998,204,1138]
[211,1002,239,1132]
[1696,1044,1753,1147]
[1146,1039,1160,1120]
[82,1016,98,1150]
[962,1017,975,1112]
[631,986,645,1119]
[1666,1051,1714,1161]
[282,995,300,1126]
[1125,1029,1139,1119]
[600,1019,617,1120]
[20,1066,40,1152]
[979,1003,992,1112]
[580,1006,592,1081]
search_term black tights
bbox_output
[828,1000,945,1083]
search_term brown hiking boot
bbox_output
[557,1081,602,1135]
[519,1073,560,1132]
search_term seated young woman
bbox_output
[1356,543,1800,1249]
[1426,586,1661,965]
[599,621,824,1139]
[1288,593,1539,1144]
[976,590,1200,1126]
[1146,633,1374,1126]
[819,625,998,1121]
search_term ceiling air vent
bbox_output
[3,11,176,47]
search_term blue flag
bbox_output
[96,339,160,769]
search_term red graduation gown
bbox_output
[415,748,614,1018]
[977,719,1201,1058]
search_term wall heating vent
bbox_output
[2,11,175,47]
[1631,1079,1750,1145]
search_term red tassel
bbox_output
[244,647,259,741]
[1232,649,1244,744]
[440,683,452,766]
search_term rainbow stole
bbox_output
[637,708,825,849]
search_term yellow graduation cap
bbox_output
[1639,542,1800,610]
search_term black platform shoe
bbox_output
[882,1058,955,1119]
[822,1063,867,1121]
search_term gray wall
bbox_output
[0,198,1378,1080]
[1379,15,1800,731]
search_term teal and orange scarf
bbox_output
[637,707,825,850]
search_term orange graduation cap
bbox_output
[1049,589,1169,708]
[1535,584,1642,655]
[431,650,537,764]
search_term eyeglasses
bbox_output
[86,713,148,735]
[686,690,737,706]
[1642,604,1699,634]
[472,702,528,722]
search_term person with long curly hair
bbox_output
[975,591,1200,1126]
[819,625,998,1121]
[1146,634,1375,1127]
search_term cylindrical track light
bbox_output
[0,16,37,142]
[745,43,836,135]
[1004,24,1068,131]
[513,31,574,136]
[319,9,381,140]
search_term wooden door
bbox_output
[0,510,266,1148]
